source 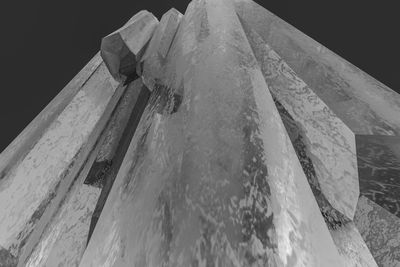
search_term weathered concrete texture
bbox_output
[140,8,183,91]
[80,0,343,266]
[356,135,400,218]
[86,79,151,244]
[84,79,145,187]
[0,62,120,265]
[240,19,359,220]
[354,196,400,267]
[329,222,378,267]
[24,185,100,267]
[234,0,400,136]
[0,52,102,181]
[101,10,158,82]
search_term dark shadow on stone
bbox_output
[273,97,349,230]
[86,83,151,244]
[0,247,17,267]
[152,81,182,115]
[83,160,112,188]
[356,135,400,217]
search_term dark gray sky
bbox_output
[0,0,399,152]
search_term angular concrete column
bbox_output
[0,53,102,181]
[80,0,343,265]
[234,0,400,136]
[100,11,158,83]
[240,18,359,221]
[140,8,183,91]
[0,62,121,266]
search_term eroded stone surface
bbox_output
[80,0,343,265]
[356,135,400,218]
[85,79,151,244]
[0,53,103,182]
[25,185,100,267]
[234,0,400,136]
[101,11,158,82]
[329,222,378,267]
[0,62,119,264]
[354,196,400,267]
[240,18,359,220]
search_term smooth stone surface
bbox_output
[0,52,102,181]
[101,11,158,82]
[356,135,400,217]
[80,0,343,265]
[241,19,359,220]
[354,196,400,267]
[0,62,120,264]
[140,8,183,91]
[234,0,400,135]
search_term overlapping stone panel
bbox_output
[234,0,400,136]
[101,11,158,82]
[354,196,400,267]
[80,0,343,265]
[0,53,102,181]
[356,135,400,217]
[85,79,151,243]
[140,8,183,91]
[25,185,100,267]
[240,18,359,221]
[0,62,121,265]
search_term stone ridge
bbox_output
[0,0,398,266]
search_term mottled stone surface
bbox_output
[240,19,359,220]
[80,0,343,266]
[101,11,158,82]
[0,62,120,264]
[140,8,183,91]
[356,135,400,218]
[354,196,400,267]
[329,222,378,267]
[86,79,151,244]
[25,185,100,267]
[234,0,400,135]
[0,53,102,181]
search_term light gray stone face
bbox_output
[0,0,399,266]
[240,19,359,221]
[234,0,400,136]
[0,62,120,265]
[140,8,183,91]
[100,11,158,82]
[80,0,343,265]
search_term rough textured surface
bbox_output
[1,0,399,266]
[354,196,400,267]
[234,0,400,136]
[25,185,100,267]
[80,0,343,265]
[329,222,378,267]
[101,11,158,82]
[0,53,102,181]
[241,20,359,220]
[0,62,119,264]
[356,135,400,217]
[86,79,151,244]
